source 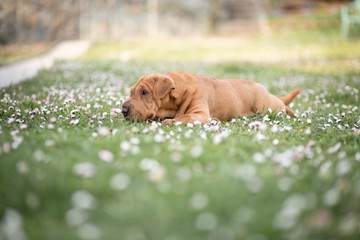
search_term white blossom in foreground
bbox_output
[71,190,97,210]
[0,208,27,240]
[97,126,110,136]
[190,145,203,158]
[65,208,88,226]
[139,158,165,182]
[195,212,217,231]
[273,194,308,230]
[253,152,265,163]
[73,162,96,178]
[190,193,209,210]
[98,150,114,163]
[110,173,131,190]
[77,223,102,240]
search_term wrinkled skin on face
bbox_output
[121,74,176,122]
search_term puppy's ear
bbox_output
[153,75,175,100]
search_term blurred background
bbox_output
[0,0,358,65]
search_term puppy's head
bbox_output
[121,74,175,121]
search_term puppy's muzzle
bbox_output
[121,103,130,118]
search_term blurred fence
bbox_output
[79,0,210,41]
[0,0,80,44]
[1,0,322,44]
[1,0,211,44]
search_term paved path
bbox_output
[0,40,91,88]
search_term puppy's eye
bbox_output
[141,89,148,96]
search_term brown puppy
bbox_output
[122,71,301,124]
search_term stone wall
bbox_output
[0,0,80,44]
[0,0,274,44]
[0,0,213,44]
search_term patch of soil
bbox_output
[0,42,54,66]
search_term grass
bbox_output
[1,26,360,240]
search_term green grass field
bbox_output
[1,27,360,240]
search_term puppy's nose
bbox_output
[121,102,131,118]
[121,106,129,117]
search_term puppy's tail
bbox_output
[280,88,301,105]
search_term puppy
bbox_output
[122,71,300,124]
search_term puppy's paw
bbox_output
[162,119,175,125]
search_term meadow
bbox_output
[0,26,360,240]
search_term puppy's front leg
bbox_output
[162,113,209,125]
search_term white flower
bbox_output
[98,127,110,136]
[45,139,55,147]
[233,164,256,181]
[33,149,45,161]
[278,177,292,191]
[98,150,114,163]
[110,173,131,190]
[139,158,161,171]
[70,110,79,118]
[327,142,341,154]
[70,119,80,125]
[259,123,267,131]
[213,134,222,145]
[130,145,140,155]
[73,162,96,178]
[77,223,102,240]
[154,134,165,142]
[16,161,29,174]
[170,152,183,163]
[323,188,340,206]
[120,140,131,152]
[71,190,97,210]
[253,152,265,163]
[355,152,360,162]
[284,126,292,131]
[139,159,165,182]
[147,168,165,182]
[336,160,350,176]
[0,208,27,240]
[174,121,182,126]
[195,212,217,231]
[176,166,192,182]
[246,176,264,193]
[249,121,261,129]
[65,208,88,226]
[255,133,266,141]
[339,213,358,235]
[190,145,203,158]
[263,115,270,121]
[190,193,209,210]
[271,125,279,133]
[319,161,332,177]
[273,194,308,230]
[129,137,140,145]
[184,130,193,138]
[7,118,14,124]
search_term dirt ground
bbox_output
[0,42,54,66]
